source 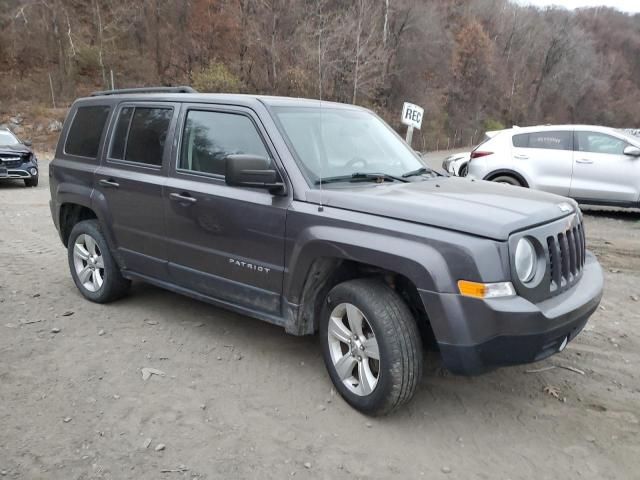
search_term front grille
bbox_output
[0,154,24,168]
[546,220,586,293]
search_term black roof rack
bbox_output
[90,86,197,97]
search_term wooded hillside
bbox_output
[1,0,638,149]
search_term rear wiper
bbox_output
[401,167,441,178]
[314,172,409,185]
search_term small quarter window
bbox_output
[179,110,270,176]
[110,107,173,166]
[65,106,111,158]
[512,133,529,148]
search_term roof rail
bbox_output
[90,86,197,97]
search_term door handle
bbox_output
[99,179,120,188]
[514,154,529,159]
[576,158,593,164]
[169,192,197,204]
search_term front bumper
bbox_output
[419,251,603,375]
[0,161,38,180]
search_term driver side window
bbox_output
[178,110,270,176]
[576,132,627,155]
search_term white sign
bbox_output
[401,102,424,130]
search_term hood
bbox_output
[0,143,31,155]
[306,177,575,240]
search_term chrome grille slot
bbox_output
[567,228,577,276]
[547,236,560,291]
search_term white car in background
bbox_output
[466,125,640,208]
[442,151,470,176]
[442,131,499,177]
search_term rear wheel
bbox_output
[491,175,522,186]
[67,220,130,303]
[320,278,423,416]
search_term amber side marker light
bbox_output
[458,280,516,299]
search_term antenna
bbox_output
[317,0,324,213]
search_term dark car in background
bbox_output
[0,128,39,187]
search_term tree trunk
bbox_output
[352,0,363,104]
[94,0,107,88]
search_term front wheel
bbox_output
[67,220,130,303]
[320,278,423,416]
[24,176,38,187]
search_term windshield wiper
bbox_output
[401,167,441,178]
[314,172,409,185]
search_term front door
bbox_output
[570,131,640,204]
[95,103,177,279]
[163,105,289,316]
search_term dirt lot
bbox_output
[1,155,639,480]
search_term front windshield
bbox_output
[0,131,19,146]
[273,106,426,185]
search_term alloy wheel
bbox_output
[327,303,380,396]
[73,234,105,292]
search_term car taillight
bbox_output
[470,151,493,159]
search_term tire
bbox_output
[24,176,38,187]
[320,278,423,416]
[491,175,522,186]
[459,164,468,177]
[67,219,130,303]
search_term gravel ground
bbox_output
[1,155,639,480]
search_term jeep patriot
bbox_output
[49,87,604,415]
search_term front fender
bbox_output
[285,226,452,304]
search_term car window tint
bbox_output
[527,131,572,151]
[111,107,172,166]
[576,131,627,155]
[512,133,529,148]
[65,106,111,158]
[179,110,270,176]
[110,107,134,160]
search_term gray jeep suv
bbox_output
[49,87,603,415]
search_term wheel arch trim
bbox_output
[483,169,530,187]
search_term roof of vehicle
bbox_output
[78,88,363,111]
[499,124,626,134]
[481,124,640,144]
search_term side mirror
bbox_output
[225,154,285,193]
[623,145,640,157]
[23,140,32,147]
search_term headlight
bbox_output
[515,238,536,283]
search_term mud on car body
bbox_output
[49,87,604,415]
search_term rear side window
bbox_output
[110,106,173,166]
[179,110,270,176]
[526,131,572,151]
[65,106,111,158]
[512,133,529,148]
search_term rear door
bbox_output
[95,102,179,280]
[163,104,289,316]
[569,130,640,204]
[511,130,574,196]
